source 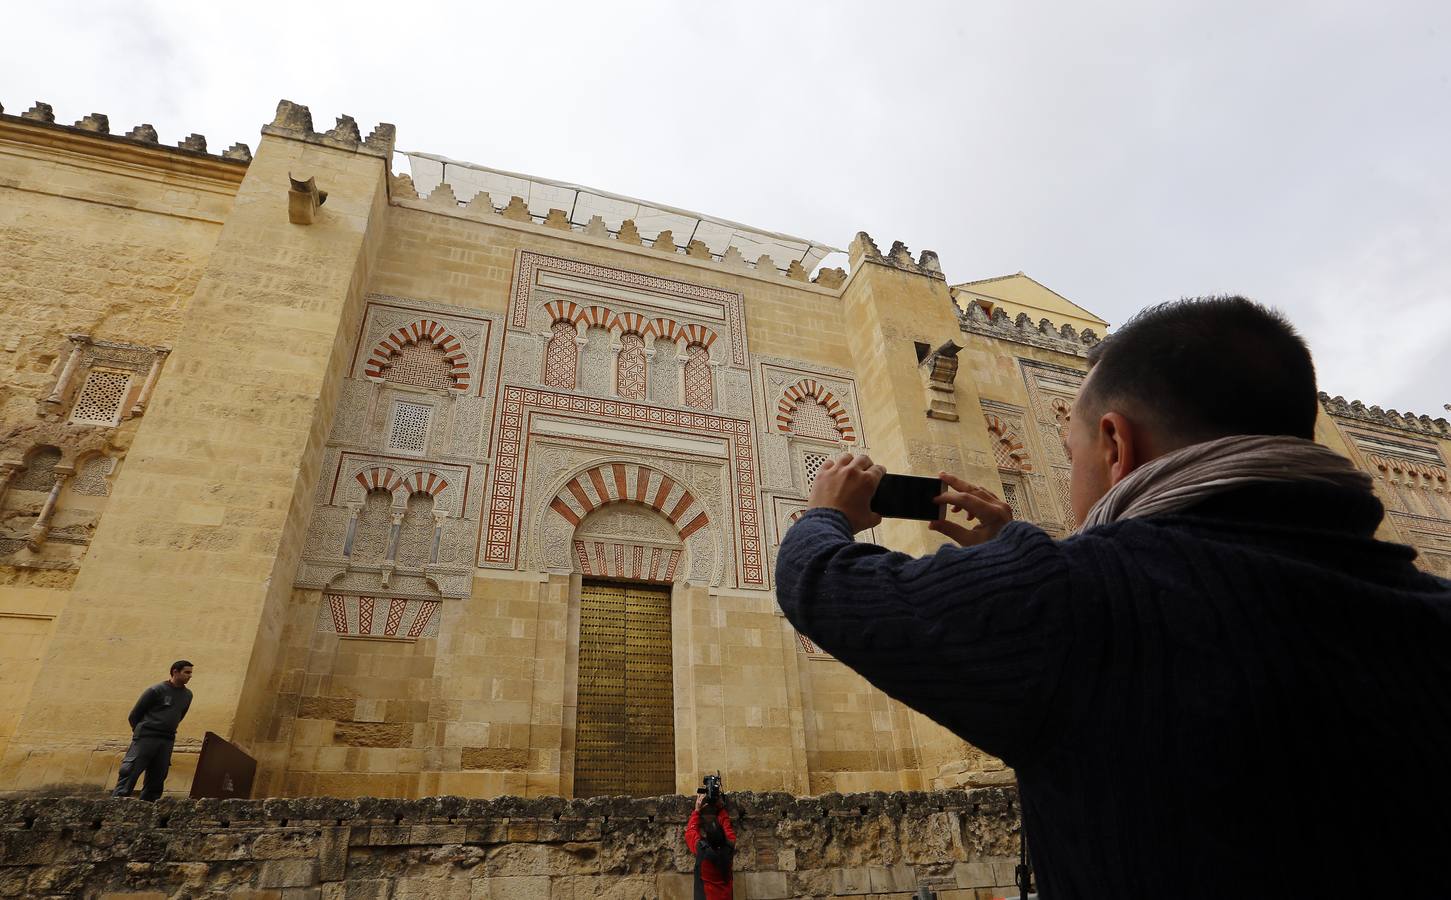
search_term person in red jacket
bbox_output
[685,792,736,900]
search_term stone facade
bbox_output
[1,96,1448,805]
[0,789,1021,899]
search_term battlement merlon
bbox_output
[261,100,396,159]
[849,231,946,281]
[0,99,252,164]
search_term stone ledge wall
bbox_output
[0,789,1024,899]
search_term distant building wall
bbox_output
[1,98,1445,802]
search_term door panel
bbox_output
[574,581,674,797]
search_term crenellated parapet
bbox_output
[958,298,1101,357]
[1318,392,1451,438]
[849,232,945,280]
[1,98,252,163]
[396,174,845,290]
[261,100,395,159]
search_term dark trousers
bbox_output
[112,735,174,801]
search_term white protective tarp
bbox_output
[402,151,842,274]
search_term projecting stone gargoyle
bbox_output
[288,174,328,225]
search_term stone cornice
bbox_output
[0,115,247,187]
[1319,392,1451,439]
[958,297,1102,358]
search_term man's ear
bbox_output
[1098,411,1140,486]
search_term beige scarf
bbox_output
[1078,433,1374,530]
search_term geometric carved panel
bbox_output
[617,333,646,400]
[316,593,441,639]
[575,541,682,583]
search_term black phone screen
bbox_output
[870,474,944,521]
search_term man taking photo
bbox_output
[111,660,194,801]
[776,297,1450,898]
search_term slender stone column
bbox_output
[0,464,19,510]
[45,334,89,405]
[385,511,405,563]
[342,504,362,557]
[26,472,71,551]
[129,347,171,417]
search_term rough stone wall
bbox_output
[0,113,244,777]
[0,789,1024,899]
[0,106,394,796]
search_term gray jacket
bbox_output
[127,682,192,740]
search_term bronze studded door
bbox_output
[574,581,676,797]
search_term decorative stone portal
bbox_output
[574,580,675,797]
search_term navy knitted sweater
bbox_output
[776,483,1451,898]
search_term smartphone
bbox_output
[870,474,945,521]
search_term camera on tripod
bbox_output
[696,771,722,806]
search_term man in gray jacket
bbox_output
[112,660,193,801]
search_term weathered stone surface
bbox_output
[460,747,528,770]
[332,722,410,748]
[299,696,356,720]
[0,790,1019,896]
[258,858,320,888]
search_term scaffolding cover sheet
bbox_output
[403,151,841,273]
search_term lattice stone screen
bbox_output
[792,400,840,441]
[1001,481,1022,519]
[71,456,115,496]
[385,341,454,391]
[12,448,61,492]
[69,369,131,426]
[804,452,830,488]
[388,401,433,454]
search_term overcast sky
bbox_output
[6,1,1448,414]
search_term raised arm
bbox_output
[775,501,1080,763]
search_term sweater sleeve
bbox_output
[127,686,158,730]
[775,508,1078,763]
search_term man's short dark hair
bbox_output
[1082,296,1318,443]
[170,660,193,674]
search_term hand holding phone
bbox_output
[928,471,1015,546]
[805,453,886,533]
[869,474,946,521]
